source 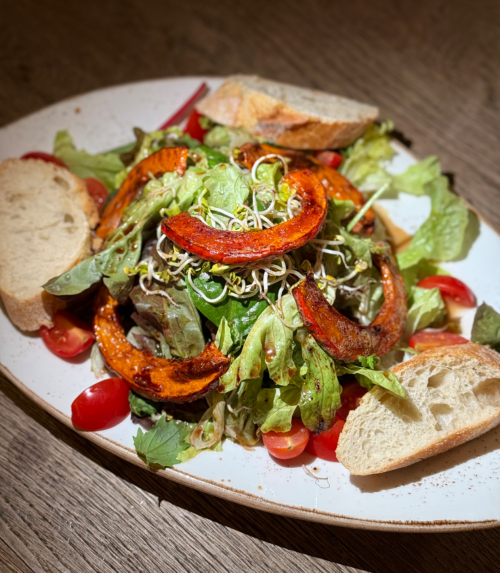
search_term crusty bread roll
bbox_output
[336,344,500,475]
[0,158,98,331]
[196,75,379,149]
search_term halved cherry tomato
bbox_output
[184,110,208,142]
[21,151,66,167]
[40,311,95,358]
[314,150,343,169]
[71,378,130,431]
[409,330,469,352]
[336,381,367,421]
[306,414,345,462]
[417,275,476,308]
[84,177,108,212]
[262,419,310,460]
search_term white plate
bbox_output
[1,77,500,532]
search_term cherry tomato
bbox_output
[40,310,95,358]
[84,177,108,212]
[314,150,343,169]
[21,151,66,167]
[262,419,310,460]
[71,378,130,431]
[184,110,208,142]
[417,275,476,308]
[306,414,345,462]
[409,330,469,352]
[336,381,367,421]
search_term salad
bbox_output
[28,84,500,470]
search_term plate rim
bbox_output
[1,77,499,533]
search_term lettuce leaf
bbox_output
[130,280,204,359]
[225,375,263,445]
[404,286,446,338]
[298,332,341,432]
[471,303,500,351]
[238,295,299,386]
[214,317,233,356]
[252,386,301,433]
[336,362,406,398]
[129,390,162,418]
[391,156,441,196]
[203,163,250,223]
[340,121,395,191]
[397,176,469,270]
[53,130,124,191]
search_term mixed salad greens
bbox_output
[42,110,500,469]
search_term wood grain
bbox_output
[1,0,499,571]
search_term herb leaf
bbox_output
[133,417,189,468]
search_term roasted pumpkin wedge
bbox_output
[93,285,230,402]
[293,248,407,361]
[97,147,188,239]
[236,142,374,234]
[162,169,327,264]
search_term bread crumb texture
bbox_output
[0,158,97,330]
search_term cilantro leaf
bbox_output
[133,416,189,468]
[357,355,380,369]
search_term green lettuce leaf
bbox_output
[404,286,446,338]
[53,130,124,191]
[203,164,250,223]
[214,317,233,356]
[133,417,189,468]
[252,386,301,433]
[225,375,263,445]
[297,332,341,432]
[177,440,223,463]
[471,303,500,350]
[391,156,441,196]
[397,176,469,270]
[129,391,162,418]
[204,125,256,153]
[336,363,406,398]
[238,295,299,386]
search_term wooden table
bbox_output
[1,1,499,571]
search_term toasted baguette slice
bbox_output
[196,75,379,149]
[0,159,98,331]
[336,344,500,475]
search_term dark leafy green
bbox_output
[133,416,189,468]
[471,303,500,350]
[129,390,162,418]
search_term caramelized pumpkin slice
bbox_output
[94,285,230,402]
[97,147,189,239]
[162,169,327,264]
[293,249,407,361]
[236,142,374,234]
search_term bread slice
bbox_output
[336,344,500,475]
[0,159,98,331]
[196,75,379,149]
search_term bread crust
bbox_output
[0,158,99,331]
[337,344,500,475]
[197,76,378,150]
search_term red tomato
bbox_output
[84,177,108,211]
[306,415,345,462]
[336,382,367,421]
[409,330,469,353]
[417,275,476,308]
[40,311,95,358]
[71,378,130,431]
[314,150,343,169]
[262,419,310,460]
[184,110,208,142]
[21,151,66,167]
